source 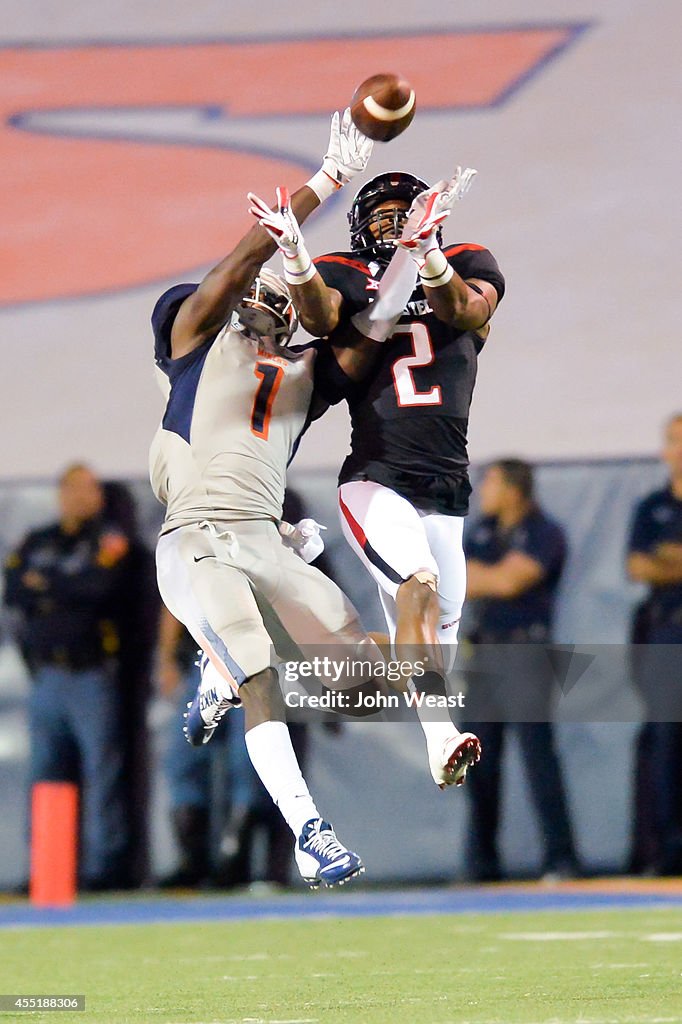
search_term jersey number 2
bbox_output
[251,361,284,440]
[390,324,442,407]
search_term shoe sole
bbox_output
[183,699,240,747]
[303,864,365,890]
[441,734,482,789]
[183,704,215,747]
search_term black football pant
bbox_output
[462,720,578,880]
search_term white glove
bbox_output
[248,186,303,257]
[307,108,374,201]
[398,167,477,260]
[397,167,477,288]
[279,518,327,563]
[323,107,374,186]
[248,187,317,284]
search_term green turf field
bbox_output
[1,907,682,1023]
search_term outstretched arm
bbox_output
[289,272,345,338]
[247,187,346,338]
[424,273,497,332]
[425,273,497,332]
[170,187,320,359]
[251,188,424,395]
[398,168,498,330]
[170,109,373,359]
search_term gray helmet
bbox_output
[232,269,299,347]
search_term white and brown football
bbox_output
[350,73,416,142]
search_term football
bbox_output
[350,73,416,142]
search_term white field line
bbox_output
[502,931,619,940]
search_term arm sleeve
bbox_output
[445,245,505,304]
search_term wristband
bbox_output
[283,255,317,285]
[305,168,342,202]
[418,247,454,289]
[281,244,312,273]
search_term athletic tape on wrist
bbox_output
[305,169,341,202]
[419,247,454,289]
[282,244,313,273]
[283,259,317,285]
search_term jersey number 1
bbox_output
[390,323,442,407]
[251,361,284,440]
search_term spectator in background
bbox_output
[462,459,580,882]
[102,481,159,888]
[157,609,312,889]
[156,606,261,887]
[627,413,682,875]
[155,606,223,887]
[3,464,133,890]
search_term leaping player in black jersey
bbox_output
[252,168,505,789]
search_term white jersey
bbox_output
[150,284,314,534]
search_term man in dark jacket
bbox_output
[463,459,579,881]
[627,413,682,874]
[4,463,132,890]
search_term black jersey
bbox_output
[314,244,505,516]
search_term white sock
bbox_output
[407,677,460,749]
[350,246,418,341]
[244,720,320,837]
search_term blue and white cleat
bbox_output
[184,654,241,747]
[295,818,364,889]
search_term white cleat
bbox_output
[429,732,481,789]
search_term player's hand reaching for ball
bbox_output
[442,165,478,205]
[248,187,303,257]
[304,107,374,203]
[398,167,478,259]
[302,107,374,204]
[397,167,478,290]
[322,107,374,187]
[247,187,317,285]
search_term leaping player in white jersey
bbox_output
[150,109,442,888]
